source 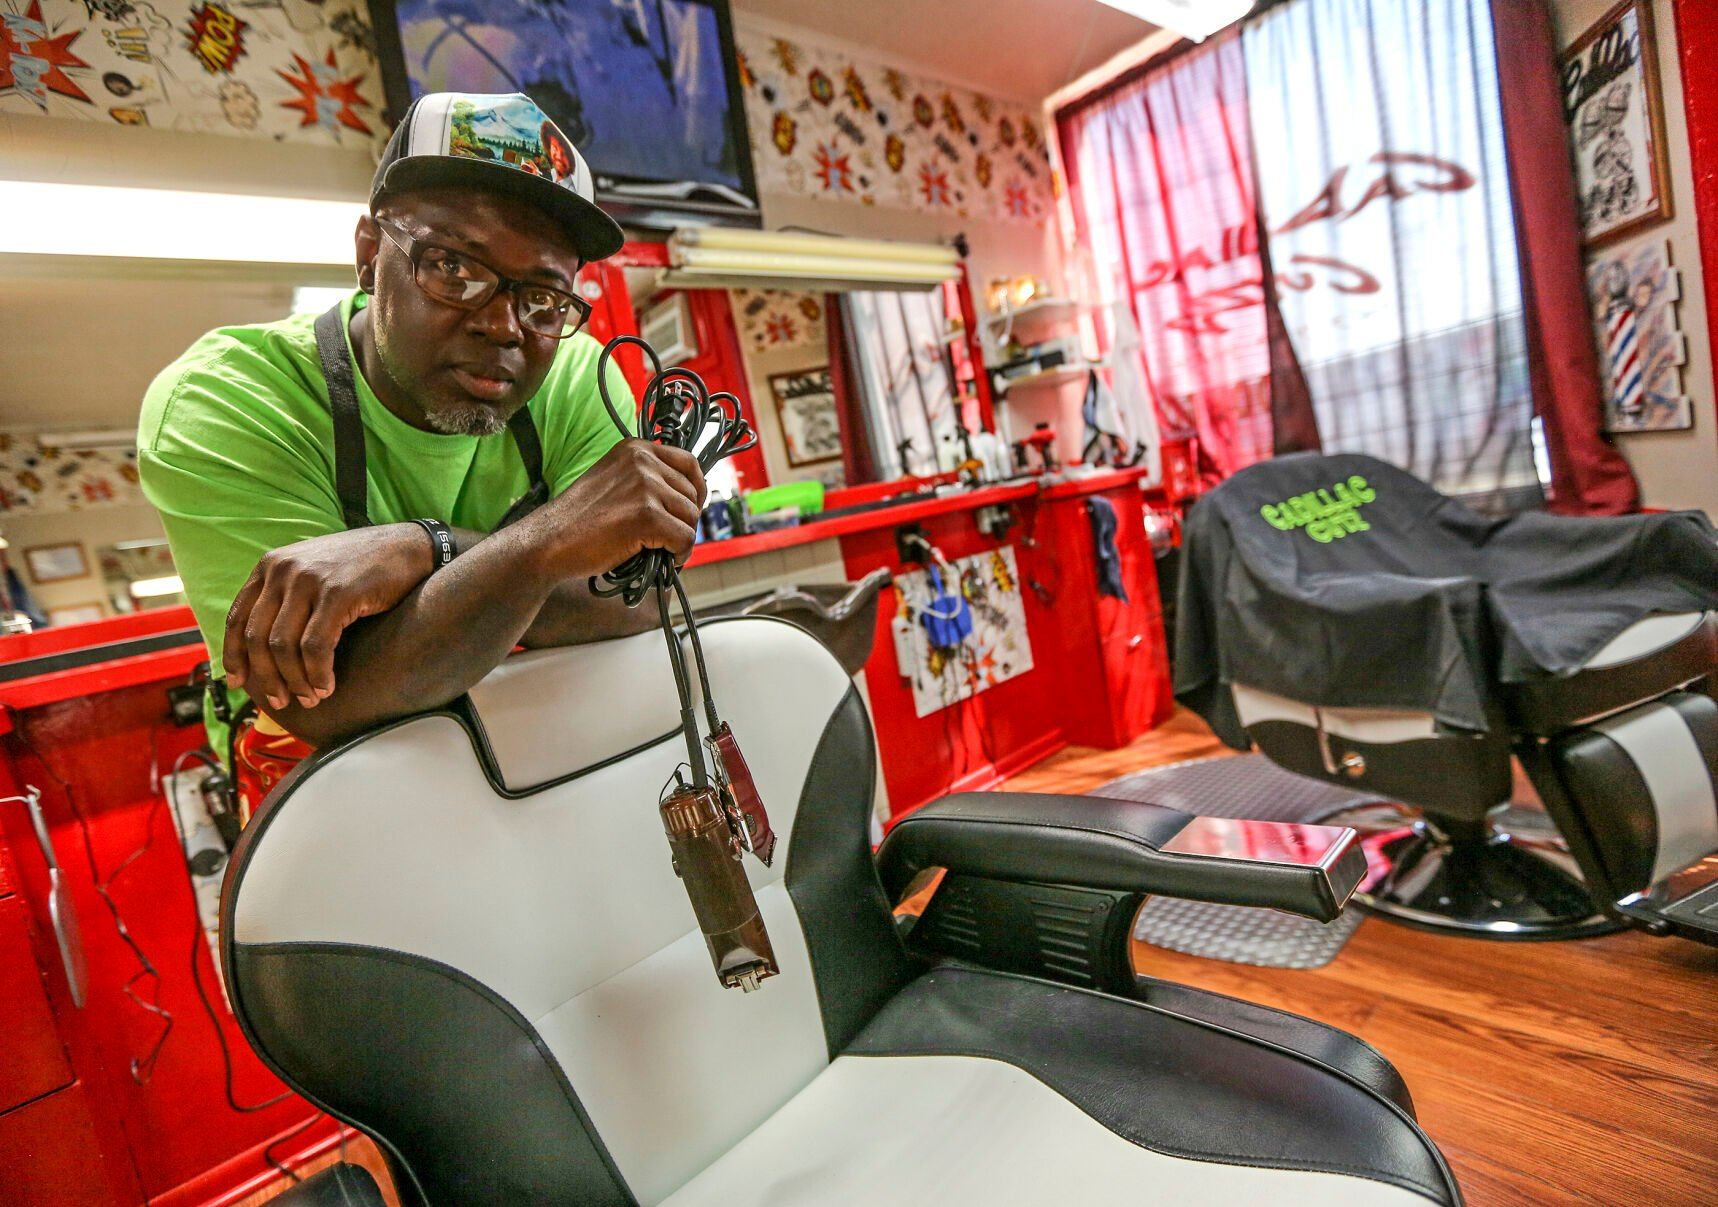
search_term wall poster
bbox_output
[1587,238,1691,433]
[1560,0,1673,248]
[895,547,1033,719]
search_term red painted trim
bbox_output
[155,1118,347,1207]
[824,472,962,509]
[0,645,208,712]
[1675,0,1718,456]
[953,265,998,434]
[1038,465,1152,500]
[608,239,671,268]
[686,482,1039,568]
[0,605,196,664]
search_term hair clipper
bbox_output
[708,722,775,865]
[660,783,779,991]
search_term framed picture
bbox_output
[1561,0,1673,249]
[24,542,89,584]
[769,368,844,467]
[46,602,106,627]
[1588,239,1692,433]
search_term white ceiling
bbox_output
[732,0,1157,103]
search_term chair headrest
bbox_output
[464,632,686,793]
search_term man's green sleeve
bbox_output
[543,347,632,497]
[138,356,346,675]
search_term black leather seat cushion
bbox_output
[848,964,1459,1204]
[1508,613,1717,735]
[1129,972,1416,1115]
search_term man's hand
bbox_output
[524,438,707,579]
[224,524,433,711]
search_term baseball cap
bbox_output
[371,92,625,263]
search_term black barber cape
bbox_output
[1175,452,1718,746]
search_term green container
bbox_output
[742,480,826,518]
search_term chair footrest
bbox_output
[1535,690,1718,918]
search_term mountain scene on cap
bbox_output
[447,95,558,179]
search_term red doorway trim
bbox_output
[1674,0,1718,458]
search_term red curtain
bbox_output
[1057,37,1280,479]
[1058,0,1642,514]
[1491,0,1639,514]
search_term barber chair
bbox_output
[698,567,891,675]
[223,617,1458,1205]
[1177,452,1718,941]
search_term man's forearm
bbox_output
[262,523,561,746]
[446,525,654,648]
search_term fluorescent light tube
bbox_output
[1093,0,1255,41]
[673,227,960,267]
[129,575,185,599]
[35,428,138,451]
[0,181,363,266]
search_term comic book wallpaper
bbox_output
[895,546,1034,719]
[0,0,382,144]
[731,287,826,354]
[0,435,146,514]
[733,26,1054,223]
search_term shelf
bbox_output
[984,297,1082,329]
[994,363,1103,394]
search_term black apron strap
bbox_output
[497,405,550,528]
[314,301,550,532]
[313,305,371,530]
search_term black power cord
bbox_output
[589,335,758,785]
[166,746,294,1116]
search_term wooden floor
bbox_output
[247,708,1717,1206]
[1007,710,1718,1207]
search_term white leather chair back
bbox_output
[223,618,908,1205]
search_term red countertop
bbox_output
[0,606,206,717]
[0,467,1157,711]
[686,466,1151,568]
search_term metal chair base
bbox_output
[1318,801,1622,940]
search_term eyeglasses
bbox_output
[374,218,592,340]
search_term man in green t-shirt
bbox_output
[139,93,705,757]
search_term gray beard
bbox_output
[424,403,508,436]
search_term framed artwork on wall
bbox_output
[1587,238,1692,433]
[46,602,105,627]
[1561,0,1674,248]
[24,542,89,584]
[769,367,844,467]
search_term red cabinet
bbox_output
[0,894,74,1113]
[0,1080,127,1206]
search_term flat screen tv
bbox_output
[370,0,761,232]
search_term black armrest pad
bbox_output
[877,792,1364,922]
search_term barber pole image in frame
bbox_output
[1587,239,1690,433]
